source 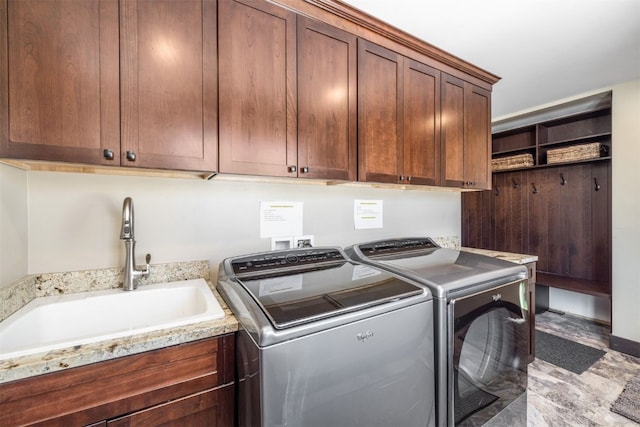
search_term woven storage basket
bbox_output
[492,153,534,171]
[546,142,608,164]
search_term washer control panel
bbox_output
[231,248,345,275]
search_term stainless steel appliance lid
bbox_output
[348,238,527,297]
[226,248,426,329]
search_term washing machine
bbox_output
[217,246,436,426]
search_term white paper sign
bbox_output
[260,201,303,238]
[354,199,383,229]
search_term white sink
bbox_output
[0,278,225,361]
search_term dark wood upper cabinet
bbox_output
[218,0,297,177]
[358,40,441,186]
[403,59,441,186]
[120,0,218,171]
[441,74,491,190]
[297,16,357,181]
[0,0,119,165]
[357,40,403,184]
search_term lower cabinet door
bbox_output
[107,385,234,427]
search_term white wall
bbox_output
[23,171,460,278]
[0,163,28,287]
[611,79,640,343]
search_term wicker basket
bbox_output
[491,153,534,171]
[546,142,608,164]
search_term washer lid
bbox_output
[230,248,425,329]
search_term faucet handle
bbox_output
[141,253,151,278]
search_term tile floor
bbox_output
[529,311,640,426]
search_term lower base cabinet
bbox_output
[0,335,235,426]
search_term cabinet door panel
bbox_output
[403,59,440,185]
[218,0,297,177]
[108,386,234,427]
[120,0,217,171]
[2,0,119,164]
[441,74,465,187]
[297,17,356,181]
[357,40,402,183]
[465,85,491,189]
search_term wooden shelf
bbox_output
[539,132,611,148]
[536,272,611,299]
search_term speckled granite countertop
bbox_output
[0,261,238,384]
[460,247,538,265]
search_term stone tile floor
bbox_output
[529,311,640,426]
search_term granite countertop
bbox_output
[460,247,538,265]
[0,261,238,384]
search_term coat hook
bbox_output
[531,183,538,194]
[494,186,500,196]
[560,173,567,185]
[593,177,601,191]
[512,177,519,189]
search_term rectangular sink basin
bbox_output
[0,278,225,361]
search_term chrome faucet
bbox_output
[120,197,151,291]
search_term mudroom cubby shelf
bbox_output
[462,91,612,302]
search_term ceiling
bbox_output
[342,0,640,119]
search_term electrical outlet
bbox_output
[294,235,314,248]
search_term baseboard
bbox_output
[610,334,640,357]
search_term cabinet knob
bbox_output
[288,165,297,173]
[103,149,114,160]
[126,151,136,162]
[407,176,412,182]
[399,175,405,181]
[301,166,309,174]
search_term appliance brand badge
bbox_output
[492,293,502,302]
[356,331,374,342]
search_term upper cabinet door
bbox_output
[357,40,403,184]
[403,59,441,186]
[441,73,491,190]
[120,0,217,172]
[297,17,356,181]
[218,0,297,177]
[1,0,119,165]
[464,84,491,189]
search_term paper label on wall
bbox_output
[354,200,383,229]
[260,201,303,238]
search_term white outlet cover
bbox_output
[271,237,293,250]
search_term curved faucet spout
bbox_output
[121,197,134,240]
[120,197,150,291]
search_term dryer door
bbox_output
[449,279,529,426]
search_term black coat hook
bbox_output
[494,186,500,196]
[512,177,519,189]
[531,183,538,194]
[560,173,567,185]
[593,177,601,191]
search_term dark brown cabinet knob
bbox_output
[126,151,136,161]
